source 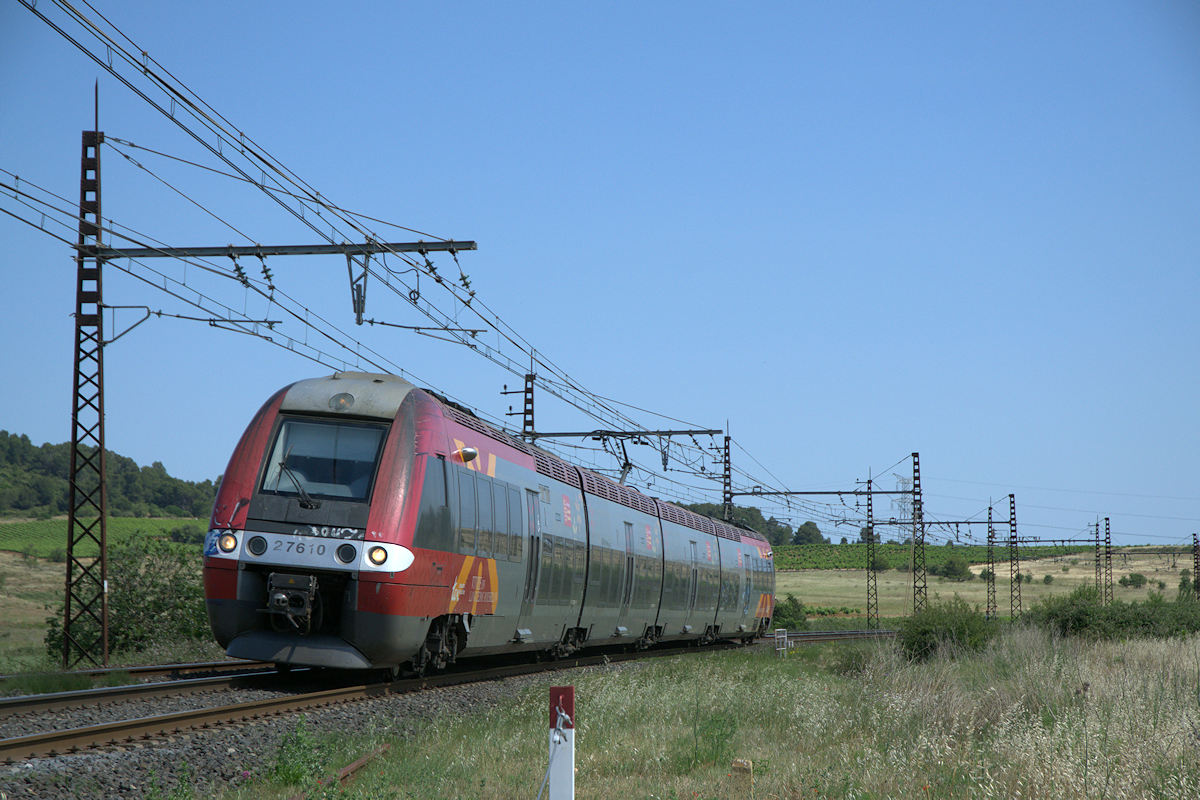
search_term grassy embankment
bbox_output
[775,550,1189,620]
[0,517,216,673]
[217,627,1200,800]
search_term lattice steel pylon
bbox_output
[985,505,996,620]
[1008,494,1021,619]
[1193,533,1200,601]
[1103,517,1113,605]
[865,478,878,630]
[721,435,732,521]
[911,452,927,614]
[1094,521,1102,595]
[63,128,109,668]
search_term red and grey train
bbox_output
[203,372,775,672]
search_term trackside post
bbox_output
[547,685,575,799]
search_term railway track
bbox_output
[1,630,889,763]
[776,628,896,644]
[0,658,272,688]
[0,643,721,763]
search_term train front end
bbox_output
[203,372,433,670]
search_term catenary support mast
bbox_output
[64,125,109,668]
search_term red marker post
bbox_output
[548,685,575,799]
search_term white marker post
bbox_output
[548,685,575,799]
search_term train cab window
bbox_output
[476,473,493,555]
[457,469,477,552]
[260,417,387,502]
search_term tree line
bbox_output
[682,502,829,546]
[0,430,217,518]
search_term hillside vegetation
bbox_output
[0,430,217,519]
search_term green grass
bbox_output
[0,516,204,558]
[217,629,1200,799]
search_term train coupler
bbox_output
[265,572,319,634]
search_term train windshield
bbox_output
[260,417,388,502]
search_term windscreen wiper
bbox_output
[278,448,321,509]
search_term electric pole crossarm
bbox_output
[93,240,478,259]
[529,428,722,440]
[730,489,913,497]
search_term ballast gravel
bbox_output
[0,662,631,800]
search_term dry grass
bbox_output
[227,628,1200,799]
[776,551,1189,620]
[0,550,63,672]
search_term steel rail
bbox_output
[779,629,897,643]
[0,642,738,763]
[0,669,289,718]
[0,659,272,686]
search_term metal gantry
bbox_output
[64,128,109,668]
[1008,494,1021,619]
[986,505,996,619]
[865,478,878,629]
[911,453,927,614]
[1103,517,1113,605]
[1194,533,1200,601]
[1094,521,1103,596]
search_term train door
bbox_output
[741,556,752,628]
[686,541,699,631]
[520,488,541,617]
[616,521,635,631]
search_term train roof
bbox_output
[285,372,768,546]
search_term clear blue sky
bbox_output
[2,1,1197,547]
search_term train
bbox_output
[203,371,775,673]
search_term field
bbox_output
[219,629,1200,799]
[771,542,1093,571]
[776,550,1190,620]
[0,550,69,672]
[0,516,205,559]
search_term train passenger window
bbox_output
[476,474,493,556]
[491,482,508,558]
[457,469,476,553]
[507,487,522,560]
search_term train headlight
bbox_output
[218,533,239,553]
[247,536,268,556]
[329,392,355,412]
[336,543,358,564]
[367,546,388,566]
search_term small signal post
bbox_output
[548,685,575,799]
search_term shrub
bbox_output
[896,597,995,661]
[1029,585,1200,640]
[45,533,208,658]
[1043,574,1054,585]
[1119,573,1148,589]
[771,594,808,631]
[930,554,972,581]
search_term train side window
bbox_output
[491,482,507,559]
[457,469,477,553]
[476,473,493,556]
[507,487,522,560]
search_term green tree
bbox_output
[791,521,825,545]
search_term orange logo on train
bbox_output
[449,556,499,615]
